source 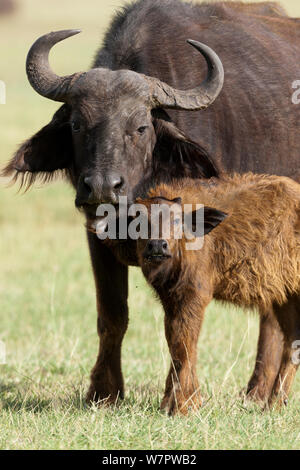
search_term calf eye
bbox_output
[72,120,81,133]
[137,126,148,135]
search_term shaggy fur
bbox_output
[137,173,300,414]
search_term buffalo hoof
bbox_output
[160,388,202,416]
[267,392,289,411]
[86,383,123,407]
[243,382,273,405]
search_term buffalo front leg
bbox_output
[160,297,209,416]
[246,309,283,403]
[86,232,128,405]
[269,296,300,407]
[269,345,298,408]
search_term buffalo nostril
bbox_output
[162,241,168,250]
[83,176,93,193]
[111,176,124,191]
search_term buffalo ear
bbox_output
[190,206,227,235]
[152,111,219,180]
[2,104,73,188]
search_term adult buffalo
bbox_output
[3,0,300,406]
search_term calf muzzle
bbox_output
[143,239,171,262]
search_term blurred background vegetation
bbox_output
[0,0,299,450]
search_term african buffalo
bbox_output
[3,0,300,406]
[136,173,300,414]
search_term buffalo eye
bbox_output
[72,120,81,133]
[137,126,148,135]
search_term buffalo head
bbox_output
[3,30,224,217]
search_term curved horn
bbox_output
[26,29,81,102]
[151,40,224,111]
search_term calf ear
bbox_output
[2,104,73,188]
[152,111,219,180]
[190,206,227,235]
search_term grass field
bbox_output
[0,0,299,450]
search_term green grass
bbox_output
[0,0,299,450]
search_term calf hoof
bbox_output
[86,383,122,407]
[160,389,202,416]
[267,392,289,410]
[244,382,272,404]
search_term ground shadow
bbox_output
[0,379,88,413]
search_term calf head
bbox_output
[3,30,224,221]
[136,194,227,283]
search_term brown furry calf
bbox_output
[136,173,300,415]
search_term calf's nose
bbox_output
[144,239,170,258]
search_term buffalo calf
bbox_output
[136,173,300,415]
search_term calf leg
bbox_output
[269,347,298,407]
[269,296,300,407]
[161,296,210,416]
[246,309,283,402]
[86,232,128,405]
